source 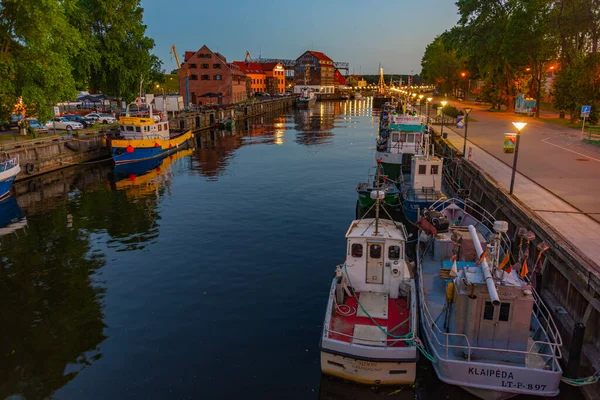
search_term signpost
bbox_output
[581,105,591,137]
[53,106,60,135]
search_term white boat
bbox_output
[375,115,427,181]
[0,154,21,200]
[416,198,563,400]
[296,87,316,107]
[354,92,363,100]
[320,187,418,385]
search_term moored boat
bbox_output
[110,102,192,165]
[296,87,316,107]
[356,161,400,210]
[375,115,426,181]
[0,155,21,200]
[320,189,418,385]
[416,198,563,400]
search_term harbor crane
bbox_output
[171,44,189,110]
[244,51,252,63]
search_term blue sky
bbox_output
[142,0,459,75]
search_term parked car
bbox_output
[1,114,24,131]
[85,113,117,124]
[26,118,48,133]
[62,114,94,128]
[45,117,84,131]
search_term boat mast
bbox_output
[374,158,382,235]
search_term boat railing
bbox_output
[417,265,562,370]
[0,154,19,173]
[119,133,166,141]
[323,326,416,348]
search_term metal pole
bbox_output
[463,112,470,156]
[509,130,521,195]
[440,110,445,137]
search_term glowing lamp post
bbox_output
[463,107,472,156]
[440,100,448,138]
[509,122,527,195]
[418,94,424,116]
[426,97,433,124]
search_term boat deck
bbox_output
[329,291,411,348]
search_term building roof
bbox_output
[306,50,333,62]
[232,61,266,75]
[227,63,247,77]
[184,51,195,62]
[259,62,280,72]
[334,69,346,86]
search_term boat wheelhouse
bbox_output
[110,103,192,165]
[0,155,20,200]
[416,199,563,400]
[376,115,426,181]
[320,191,418,385]
[356,161,400,211]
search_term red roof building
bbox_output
[178,45,247,105]
[294,50,335,92]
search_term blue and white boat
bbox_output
[0,155,21,200]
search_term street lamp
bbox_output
[419,94,424,115]
[426,97,433,125]
[463,107,472,156]
[440,100,448,138]
[509,122,527,195]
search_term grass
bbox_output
[583,139,600,147]
[539,102,559,112]
[538,116,587,131]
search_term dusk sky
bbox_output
[142,0,459,75]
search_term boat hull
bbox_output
[358,191,398,209]
[110,130,192,165]
[375,155,402,182]
[320,351,416,385]
[296,98,316,107]
[402,197,441,223]
[0,164,21,200]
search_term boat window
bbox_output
[406,134,415,143]
[158,124,162,132]
[369,244,382,259]
[164,123,168,130]
[400,133,407,142]
[418,165,426,175]
[388,245,400,260]
[483,302,494,320]
[126,126,134,132]
[431,165,439,175]
[499,303,511,322]
[351,244,363,258]
[392,132,399,142]
[136,126,141,132]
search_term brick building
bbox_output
[179,45,247,106]
[232,61,286,96]
[294,50,336,94]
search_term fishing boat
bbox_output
[416,198,563,400]
[296,87,316,107]
[110,102,192,165]
[0,155,21,200]
[320,183,418,385]
[356,161,400,210]
[0,196,27,237]
[354,92,363,100]
[375,115,426,181]
[399,135,445,223]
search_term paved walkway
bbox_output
[436,123,600,274]
[429,98,600,226]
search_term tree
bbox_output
[0,0,82,122]
[420,35,463,95]
[67,0,158,101]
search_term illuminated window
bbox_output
[214,75,221,80]
[158,124,162,132]
[351,244,363,258]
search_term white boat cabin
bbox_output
[118,103,170,141]
[409,154,443,197]
[344,218,411,298]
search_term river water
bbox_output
[0,99,581,400]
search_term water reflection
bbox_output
[192,112,288,179]
[318,375,415,400]
[0,196,27,238]
[0,204,107,399]
[293,104,336,146]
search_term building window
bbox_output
[388,245,400,260]
[214,74,221,80]
[369,244,382,259]
[431,165,439,175]
[418,165,426,175]
[190,74,198,80]
[204,53,211,58]
[190,63,197,69]
[201,63,209,69]
[351,243,363,258]
[214,64,221,69]
[201,75,209,80]
[198,54,205,58]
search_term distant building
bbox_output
[334,70,347,87]
[178,45,247,106]
[294,50,336,94]
[232,61,286,95]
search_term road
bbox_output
[432,98,600,222]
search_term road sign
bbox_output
[53,106,60,116]
[456,115,464,128]
[581,105,591,118]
